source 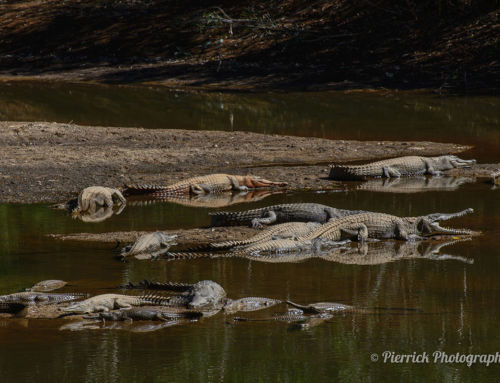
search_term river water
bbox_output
[0,82,499,382]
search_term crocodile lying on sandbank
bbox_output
[120,232,178,260]
[329,155,476,181]
[124,174,288,197]
[210,203,367,228]
[162,209,476,258]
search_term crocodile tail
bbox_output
[328,165,365,181]
[137,281,193,292]
[162,251,233,260]
[139,293,172,306]
[123,184,170,196]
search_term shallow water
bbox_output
[1,83,500,382]
[0,82,499,161]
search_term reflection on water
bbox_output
[354,176,475,193]
[0,82,499,162]
[0,182,499,382]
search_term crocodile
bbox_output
[75,186,126,213]
[62,293,172,314]
[329,155,476,181]
[354,176,475,194]
[297,209,475,243]
[223,297,282,314]
[95,307,203,322]
[124,280,281,314]
[286,301,374,314]
[191,222,322,252]
[210,203,367,228]
[0,291,85,305]
[124,174,287,197]
[26,280,67,292]
[121,280,228,312]
[120,232,178,259]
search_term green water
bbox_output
[1,82,500,382]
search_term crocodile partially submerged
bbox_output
[124,174,287,197]
[0,291,85,305]
[123,280,282,314]
[120,232,178,260]
[210,203,367,228]
[329,155,476,181]
[96,307,203,322]
[26,280,68,292]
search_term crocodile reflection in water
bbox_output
[354,176,475,193]
[72,204,126,223]
[162,238,473,265]
[126,189,282,209]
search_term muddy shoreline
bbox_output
[0,121,480,204]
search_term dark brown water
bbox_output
[0,81,499,161]
[1,83,500,382]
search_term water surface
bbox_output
[1,82,499,382]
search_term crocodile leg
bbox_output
[382,166,401,178]
[114,299,134,310]
[112,190,127,205]
[423,158,442,176]
[251,211,277,228]
[339,224,368,243]
[229,176,249,192]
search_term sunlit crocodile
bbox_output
[25,280,67,292]
[189,222,322,252]
[210,203,367,228]
[124,174,287,197]
[123,280,282,314]
[0,291,85,305]
[74,186,126,213]
[62,293,172,314]
[120,232,178,259]
[329,155,476,181]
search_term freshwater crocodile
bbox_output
[62,293,172,314]
[75,186,126,213]
[0,291,85,305]
[297,209,475,243]
[192,222,322,251]
[120,232,178,259]
[26,280,67,292]
[329,155,476,181]
[124,280,281,314]
[124,174,287,197]
[210,203,367,228]
[96,307,203,322]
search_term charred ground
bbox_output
[0,0,497,92]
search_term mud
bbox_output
[0,121,476,203]
[48,226,259,248]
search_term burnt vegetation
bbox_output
[0,0,498,91]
